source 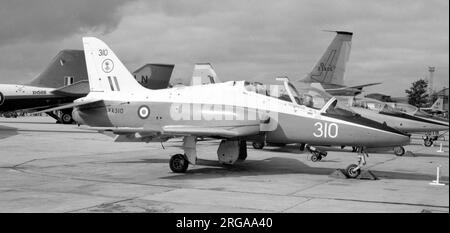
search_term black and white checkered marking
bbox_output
[138,105,150,119]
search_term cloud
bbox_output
[0,0,448,96]
[0,0,135,46]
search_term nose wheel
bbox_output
[345,146,368,178]
[169,154,189,173]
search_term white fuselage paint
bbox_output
[77,80,410,147]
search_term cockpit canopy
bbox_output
[349,97,398,114]
[243,80,332,110]
[242,79,355,116]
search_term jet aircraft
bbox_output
[0,50,174,123]
[300,31,380,96]
[384,101,449,147]
[336,96,448,154]
[39,37,410,178]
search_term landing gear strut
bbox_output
[307,145,327,162]
[345,146,368,178]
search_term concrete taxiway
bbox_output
[0,116,448,213]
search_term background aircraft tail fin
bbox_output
[301,31,353,85]
[28,50,87,88]
[431,98,444,111]
[132,64,174,89]
[190,63,221,85]
[82,37,146,93]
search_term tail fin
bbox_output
[28,50,87,88]
[132,64,174,89]
[302,31,352,85]
[431,98,444,111]
[82,37,145,93]
[190,63,221,86]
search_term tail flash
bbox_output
[302,31,353,85]
[28,50,87,88]
[82,37,145,93]
[191,63,221,85]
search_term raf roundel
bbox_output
[138,105,150,119]
[102,59,114,73]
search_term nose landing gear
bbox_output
[345,146,368,178]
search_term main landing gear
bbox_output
[422,134,438,147]
[306,145,327,162]
[169,137,248,173]
[393,146,405,156]
[169,154,189,173]
[345,146,368,178]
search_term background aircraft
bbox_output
[385,101,449,146]
[0,50,174,123]
[0,50,88,122]
[42,37,410,178]
[336,96,448,154]
[299,31,380,96]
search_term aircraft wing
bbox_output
[34,99,103,114]
[51,80,90,97]
[162,125,259,137]
[82,124,261,142]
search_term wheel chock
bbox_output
[357,170,378,180]
[405,151,415,157]
[329,169,348,179]
[329,169,378,180]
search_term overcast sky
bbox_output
[0,0,448,96]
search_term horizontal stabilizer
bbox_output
[34,99,103,113]
[51,80,90,97]
[348,82,381,90]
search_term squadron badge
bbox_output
[102,59,114,73]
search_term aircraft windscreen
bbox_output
[293,83,332,110]
[324,98,357,117]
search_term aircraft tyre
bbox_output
[393,146,405,156]
[345,164,361,179]
[61,112,73,124]
[169,154,189,173]
[252,142,265,149]
[424,139,433,147]
[311,153,321,162]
